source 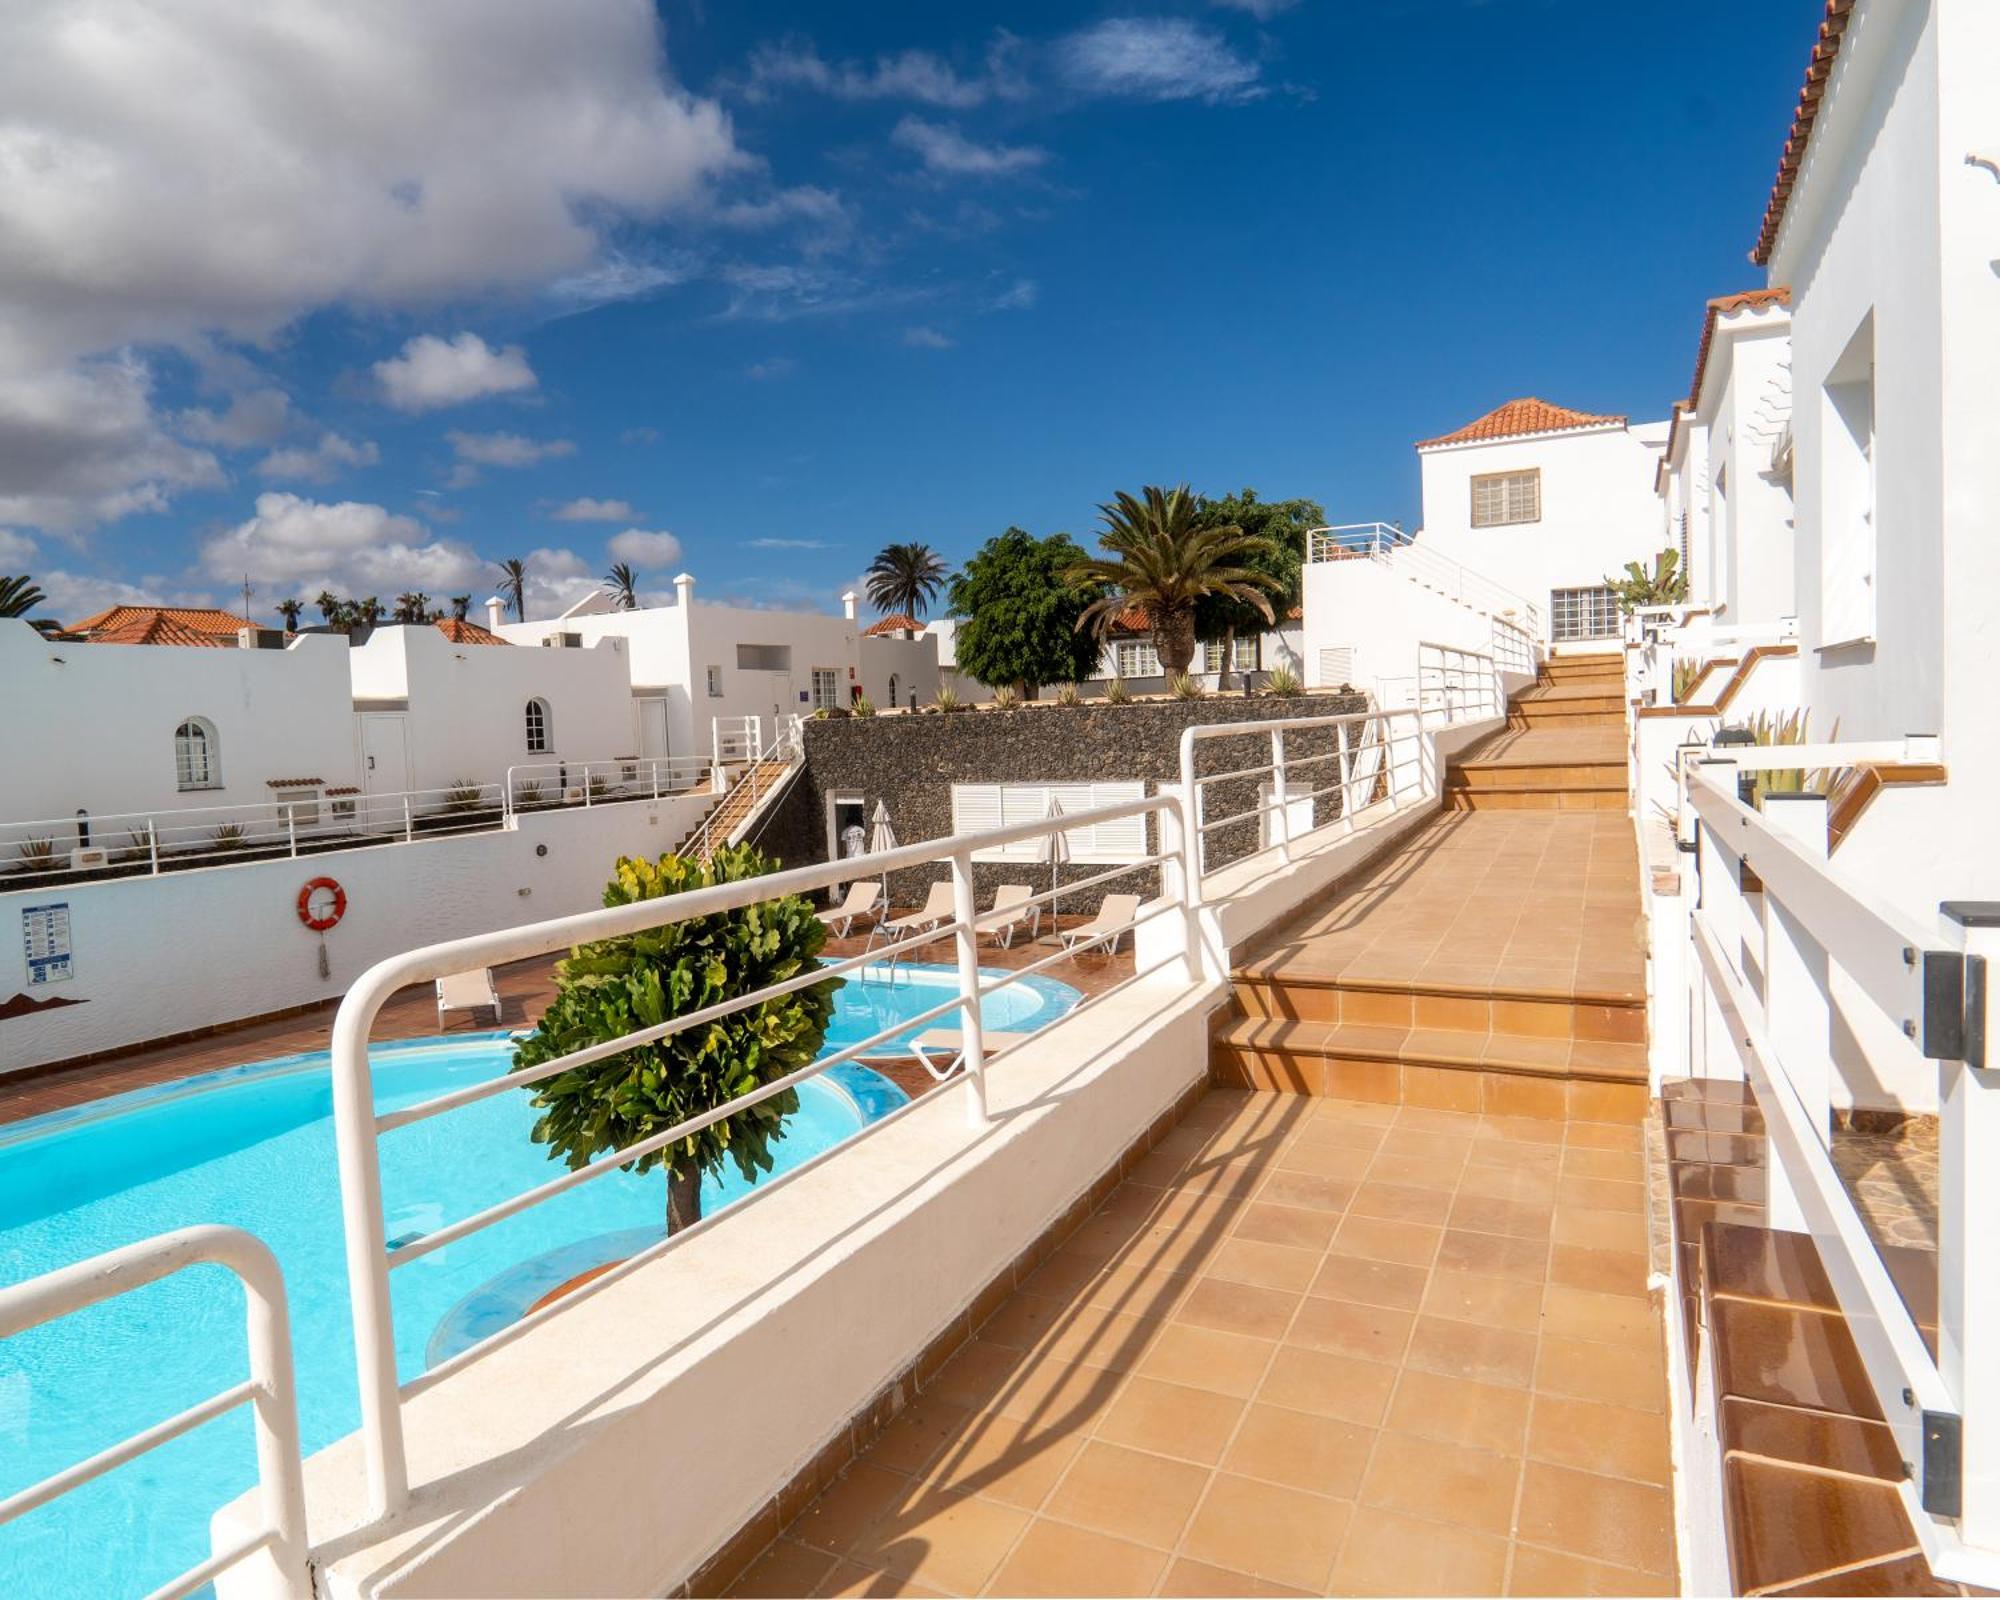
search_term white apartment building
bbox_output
[1415,397,1671,646]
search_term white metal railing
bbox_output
[0,1225,311,1600]
[1,759,702,883]
[711,715,764,766]
[326,790,1194,1517]
[1491,614,1535,678]
[1306,524,1542,636]
[1417,641,1500,723]
[502,756,707,817]
[682,718,805,863]
[1677,749,1997,1579]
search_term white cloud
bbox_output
[176,388,294,448]
[446,430,575,468]
[0,528,36,565]
[747,536,828,550]
[0,354,223,534]
[606,528,684,568]
[256,432,379,484]
[32,568,221,622]
[1057,19,1263,103]
[200,491,489,597]
[891,118,1049,178]
[745,356,799,380]
[990,278,1039,311]
[741,34,1027,109]
[517,545,602,616]
[552,497,637,522]
[902,326,954,350]
[1213,0,1300,15]
[375,334,538,413]
[0,1,742,534]
[712,186,848,229]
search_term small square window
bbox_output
[1470,469,1541,528]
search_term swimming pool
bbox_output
[0,963,1079,1598]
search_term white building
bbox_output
[1415,397,1670,645]
[1657,289,1796,623]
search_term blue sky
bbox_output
[0,0,1819,623]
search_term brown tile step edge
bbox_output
[1442,788,1629,812]
[1207,1040,1649,1123]
[1213,1016,1648,1081]
[1227,971,1645,1030]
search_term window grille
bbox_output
[1470,469,1541,528]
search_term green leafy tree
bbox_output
[865,542,950,620]
[511,846,841,1232]
[497,557,528,622]
[1191,489,1323,692]
[604,561,640,610]
[0,575,48,619]
[1605,548,1688,613]
[1068,486,1281,675]
[948,528,1102,698]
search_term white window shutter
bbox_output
[1316,647,1354,687]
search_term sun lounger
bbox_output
[1059,893,1143,955]
[817,880,882,938]
[908,1028,1034,1078]
[974,883,1041,948]
[875,880,956,946]
[436,966,502,1027]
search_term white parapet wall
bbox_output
[215,966,1221,1598]
[0,794,714,1073]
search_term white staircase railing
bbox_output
[683,717,805,863]
[1307,524,1543,637]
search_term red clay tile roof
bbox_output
[434,616,507,646]
[1415,397,1627,451]
[265,777,326,788]
[1753,0,1855,267]
[1688,287,1791,408]
[69,605,246,641]
[863,614,923,638]
[85,614,237,647]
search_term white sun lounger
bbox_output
[436,966,502,1027]
[908,1028,1033,1079]
[975,883,1041,948]
[817,880,882,938]
[875,880,956,946]
[1059,893,1143,955]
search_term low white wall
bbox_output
[0,794,714,1072]
[222,969,1220,1598]
[1300,560,1508,704]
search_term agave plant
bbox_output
[854,695,876,718]
[990,685,1020,710]
[1262,664,1305,698]
[931,684,964,713]
[212,823,250,850]
[514,779,546,810]
[586,774,614,803]
[15,836,57,868]
[1169,672,1206,701]
[1104,677,1133,705]
[443,780,487,814]
[1737,709,1838,805]
[1672,658,1706,704]
[1054,682,1084,708]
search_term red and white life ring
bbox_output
[297,876,347,932]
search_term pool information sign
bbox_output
[22,902,73,985]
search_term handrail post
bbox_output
[328,993,410,1517]
[237,1239,312,1598]
[1941,907,2000,1543]
[947,849,989,1126]
[286,804,297,858]
[1759,794,1831,1233]
[402,795,413,843]
[148,818,159,875]
[1269,727,1290,855]
[584,763,593,807]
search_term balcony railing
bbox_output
[1307,524,1543,636]
[1677,746,1998,1581]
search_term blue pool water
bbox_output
[0,964,1078,1598]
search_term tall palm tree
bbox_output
[274,598,304,631]
[450,594,471,622]
[496,557,528,622]
[865,542,950,620]
[1067,486,1281,675]
[315,589,343,625]
[0,574,48,619]
[393,591,431,624]
[604,561,640,610]
[357,596,384,628]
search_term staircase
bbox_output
[1212,653,1648,1121]
[1443,650,1626,811]
[680,746,801,865]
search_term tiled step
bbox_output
[1540,652,1623,678]
[1442,785,1627,811]
[1510,695,1624,720]
[1230,969,1644,1036]
[1447,759,1626,790]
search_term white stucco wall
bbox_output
[1416,422,1669,642]
[0,795,715,1072]
[348,626,637,793]
[1701,314,1797,627]
[1301,558,1517,704]
[0,622,360,830]
[857,632,941,711]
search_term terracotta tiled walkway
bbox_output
[732,1089,1675,1598]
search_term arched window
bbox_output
[175,718,220,790]
[524,697,552,754]
[888,674,899,708]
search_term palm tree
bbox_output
[1068,486,1282,675]
[865,542,950,620]
[450,594,471,622]
[274,598,304,631]
[0,574,48,619]
[393,591,430,624]
[357,596,384,628]
[315,589,342,625]
[604,561,640,610]
[496,557,527,622]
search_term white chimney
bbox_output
[841,590,858,622]
[674,572,695,608]
[484,596,506,630]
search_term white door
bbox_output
[637,697,670,759]
[357,714,411,827]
